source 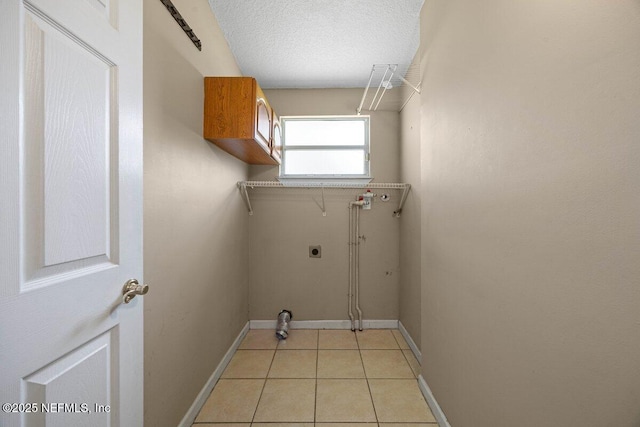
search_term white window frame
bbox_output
[279,115,371,183]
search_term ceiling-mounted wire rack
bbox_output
[357,64,421,115]
[237,181,411,217]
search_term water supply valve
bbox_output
[361,189,374,210]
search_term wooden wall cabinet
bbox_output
[204,77,280,165]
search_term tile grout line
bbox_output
[358,330,381,425]
[249,335,278,424]
[400,347,419,379]
[314,329,319,424]
[391,329,419,379]
[387,331,438,424]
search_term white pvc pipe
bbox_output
[355,204,363,331]
[349,201,365,331]
[348,204,355,330]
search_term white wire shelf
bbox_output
[237,181,411,217]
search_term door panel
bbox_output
[23,329,116,427]
[0,0,142,425]
[23,7,118,287]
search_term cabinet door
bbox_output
[271,112,282,163]
[255,97,271,153]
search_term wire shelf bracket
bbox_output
[357,64,421,115]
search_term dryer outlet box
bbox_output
[309,245,321,258]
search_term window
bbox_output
[280,116,370,182]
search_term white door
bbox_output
[0,0,144,425]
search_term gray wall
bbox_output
[143,1,249,425]
[417,0,640,426]
[399,60,422,350]
[248,89,402,322]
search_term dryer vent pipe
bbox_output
[275,310,293,340]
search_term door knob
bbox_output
[122,279,149,304]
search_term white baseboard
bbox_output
[362,319,399,329]
[250,319,349,329]
[398,320,422,363]
[418,374,451,427]
[177,321,250,427]
[249,319,398,330]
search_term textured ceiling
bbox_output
[207,0,424,89]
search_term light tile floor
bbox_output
[193,329,437,426]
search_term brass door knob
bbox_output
[122,279,149,304]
